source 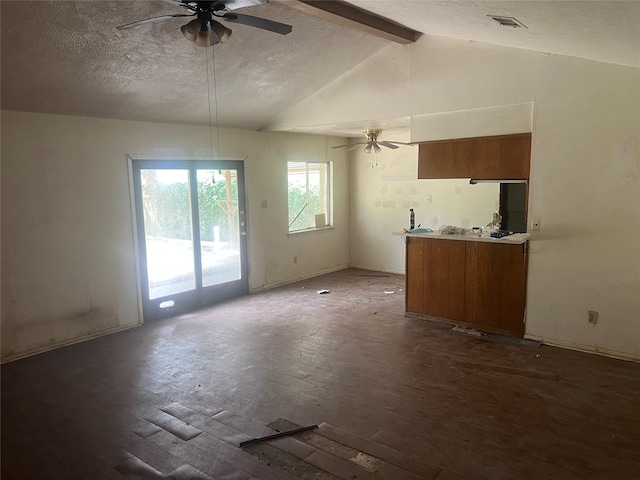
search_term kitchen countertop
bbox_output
[393,230,529,245]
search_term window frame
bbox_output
[287,160,332,234]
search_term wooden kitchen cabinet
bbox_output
[406,237,424,314]
[405,237,527,337]
[417,133,531,180]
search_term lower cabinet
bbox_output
[405,237,527,337]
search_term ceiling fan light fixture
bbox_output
[210,19,232,43]
[373,143,382,153]
[195,26,220,47]
[181,18,202,41]
[364,144,373,154]
[117,0,292,44]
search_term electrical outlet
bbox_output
[426,194,432,204]
[293,256,297,264]
[261,200,267,208]
[588,310,599,324]
[531,219,541,231]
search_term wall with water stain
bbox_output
[1,112,350,361]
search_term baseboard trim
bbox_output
[1,322,142,364]
[250,265,350,293]
[347,264,405,275]
[524,335,640,363]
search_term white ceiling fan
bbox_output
[332,129,412,154]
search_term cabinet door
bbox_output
[418,141,470,178]
[490,243,526,335]
[426,239,450,318]
[471,134,531,179]
[406,237,425,314]
[463,242,493,325]
[448,241,467,322]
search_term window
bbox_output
[287,161,331,232]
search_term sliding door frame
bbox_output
[127,155,249,322]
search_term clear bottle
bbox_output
[410,209,415,230]
[492,212,501,230]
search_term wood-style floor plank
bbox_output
[2,268,639,480]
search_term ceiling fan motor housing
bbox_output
[364,129,382,142]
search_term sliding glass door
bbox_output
[132,160,248,320]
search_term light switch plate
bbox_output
[531,219,540,231]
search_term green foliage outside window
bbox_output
[142,179,237,242]
[287,162,329,232]
[288,183,322,231]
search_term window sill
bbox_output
[288,226,334,236]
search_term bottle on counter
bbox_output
[410,208,415,230]
[492,212,502,230]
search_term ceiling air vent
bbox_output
[487,15,528,29]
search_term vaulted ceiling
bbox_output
[2,1,639,137]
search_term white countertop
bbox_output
[393,230,529,245]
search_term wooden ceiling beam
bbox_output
[273,0,420,44]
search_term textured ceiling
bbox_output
[349,0,640,69]
[0,0,387,131]
[2,1,639,137]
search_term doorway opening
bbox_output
[499,183,527,233]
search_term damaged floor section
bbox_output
[242,418,439,479]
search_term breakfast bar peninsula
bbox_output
[396,230,528,337]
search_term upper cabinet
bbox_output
[417,133,531,180]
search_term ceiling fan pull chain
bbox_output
[205,44,220,160]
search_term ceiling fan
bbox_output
[116,0,292,47]
[332,129,413,154]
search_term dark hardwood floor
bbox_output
[2,268,639,479]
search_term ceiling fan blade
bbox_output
[116,14,194,30]
[221,0,270,10]
[379,141,400,150]
[221,13,292,35]
[349,143,367,151]
[382,141,413,146]
[332,142,365,149]
[160,0,194,9]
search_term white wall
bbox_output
[526,55,640,360]
[286,36,639,360]
[1,112,350,361]
[349,147,499,273]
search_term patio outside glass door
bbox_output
[132,160,248,320]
